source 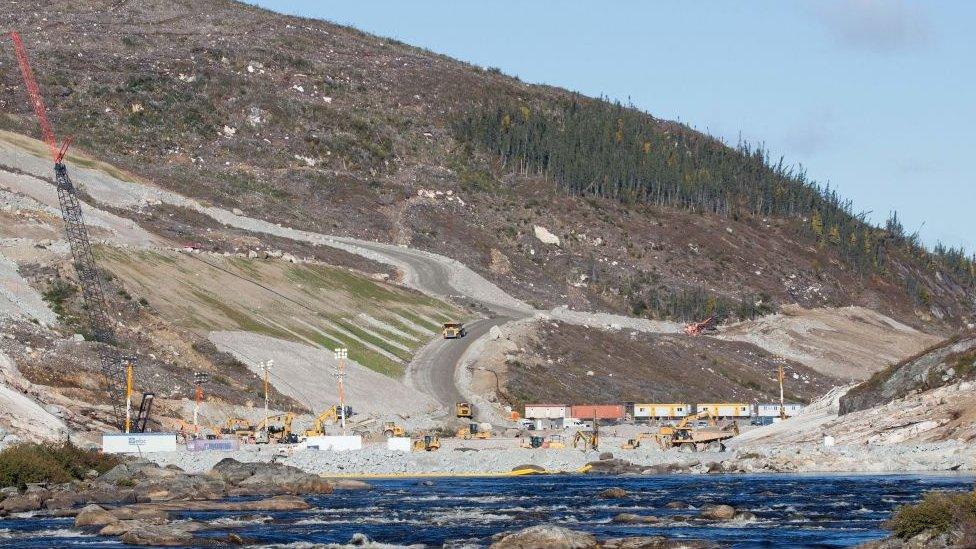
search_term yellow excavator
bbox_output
[655,410,739,452]
[255,412,297,444]
[221,417,256,441]
[456,422,491,440]
[304,406,340,437]
[383,421,406,437]
[413,433,441,451]
[620,432,656,450]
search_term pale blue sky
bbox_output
[251,1,975,252]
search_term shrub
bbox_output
[0,442,119,490]
[888,490,976,540]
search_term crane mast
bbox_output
[10,31,130,429]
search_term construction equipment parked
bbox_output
[456,422,491,440]
[455,402,473,418]
[442,322,465,339]
[655,411,739,452]
[413,434,441,452]
[255,412,297,444]
[521,434,565,449]
[383,422,406,437]
[684,316,716,336]
[620,432,656,450]
[221,418,255,441]
[303,405,352,437]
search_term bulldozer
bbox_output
[255,412,297,444]
[655,410,739,452]
[304,405,351,437]
[456,422,491,440]
[442,322,465,339]
[412,433,441,452]
[383,421,405,437]
[455,402,473,419]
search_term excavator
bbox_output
[655,410,739,452]
[221,417,255,441]
[255,412,297,444]
[684,316,717,336]
[572,417,600,450]
[456,422,491,440]
[412,433,441,452]
[620,432,657,450]
[303,405,351,437]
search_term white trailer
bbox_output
[696,403,751,419]
[755,403,805,418]
[524,404,569,419]
[633,403,691,419]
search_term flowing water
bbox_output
[0,474,972,548]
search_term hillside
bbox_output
[1,0,973,331]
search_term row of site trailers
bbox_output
[524,402,804,422]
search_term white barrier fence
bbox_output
[102,433,178,454]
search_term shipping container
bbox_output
[633,403,691,419]
[524,404,569,419]
[569,404,626,420]
[695,403,750,418]
[755,403,805,418]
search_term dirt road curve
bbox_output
[406,317,512,418]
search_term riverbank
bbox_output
[141,435,976,477]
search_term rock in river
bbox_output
[491,524,598,548]
[698,504,736,520]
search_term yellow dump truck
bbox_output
[455,402,473,418]
[442,322,465,339]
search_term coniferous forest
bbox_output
[453,95,976,316]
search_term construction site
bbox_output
[0,7,973,485]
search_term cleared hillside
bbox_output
[0,0,971,331]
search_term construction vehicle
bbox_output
[655,410,739,452]
[221,417,255,440]
[523,435,545,449]
[684,316,717,336]
[456,422,491,440]
[442,322,465,339]
[572,430,599,450]
[256,412,297,444]
[383,422,406,437]
[304,405,353,437]
[413,433,441,452]
[620,432,656,450]
[10,32,151,432]
[546,434,566,449]
[455,402,473,419]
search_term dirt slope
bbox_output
[719,305,941,381]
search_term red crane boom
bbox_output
[9,31,67,162]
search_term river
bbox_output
[0,473,971,548]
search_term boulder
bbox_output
[328,479,373,491]
[512,464,546,473]
[119,522,205,546]
[598,487,629,499]
[491,525,597,549]
[233,465,331,496]
[141,495,310,512]
[208,458,260,484]
[664,501,690,509]
[533,225,561,246]
[99,519,144,536]
[79,487,139,505]
[111,506,170,523]
[602,537,711,549]
[599,452,614,461]
[698,504,736,520]
[584,459,643,475]
[75,504,119,528]
[612,513,660,524]
[44,491,83,511]
[0,493,44,513]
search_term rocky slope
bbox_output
[0,0,972,331]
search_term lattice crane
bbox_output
[9,31,144,431]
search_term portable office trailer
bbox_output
[633,403,691,419]
[524,404,569,419]
[569,404,626,421]
[695,403,750,419]
[755,403,805,418]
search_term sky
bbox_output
[251,0,976,252]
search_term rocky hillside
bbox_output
[1,0,973,331]
[839,333,976,415]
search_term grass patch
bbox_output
[392,308,441,333]
[888,490,976,541]
[0,442,119,490]
[332,317,413,361]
